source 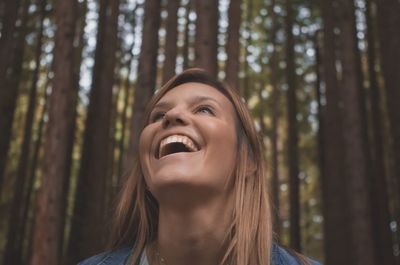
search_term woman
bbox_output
[79,69,321,265]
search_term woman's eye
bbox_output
[151,112,165,122]
[196,106,214,115]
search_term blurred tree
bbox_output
[225,0,242,90]
[29,0,78,264]
[319,0,352,264]
[67,0,120,262]
[182,0,192,70]
[365,0,395,264]
[194,0,218,77]
[284,0,301,252]
[125,0,161,170]
[376,0,400,204]
[3,0,46,264]
[336,0,376,264]
[0,0,23,191]
[60,0,88,257]
[242,0,253,101]
[162,0,179,84]
[268,0,282,239]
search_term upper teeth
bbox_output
[159,134,199,157]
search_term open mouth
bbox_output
[156,134,200,159]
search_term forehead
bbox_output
[155,82,233,108]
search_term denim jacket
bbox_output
[78,244,321,265]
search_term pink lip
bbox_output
[154,131,201,159]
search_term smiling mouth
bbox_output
[156,134,200,159]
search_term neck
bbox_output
[149,194,233,265]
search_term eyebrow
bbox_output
[153,95,222,110]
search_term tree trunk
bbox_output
[182,0,192,70]
[284,0,301,252]
[59,0,87,258]
[0,0,24,190]
[365,0,395,264]
[67,0,119,262]
[162,0,179,84]
[29,0,77,264]
[319,1,353,264]
[125,0,161,171]
[3,1,46,263]
[0,0,21,83]
[335,0,377,264]
[268,0,281,239]
[25,77,50,263]
[376,0,400,210]
[117,39,136,179]
[242,0,252,101]
[225,0,241,90]
[194,0,218,77]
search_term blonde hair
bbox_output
[109,68,273,265]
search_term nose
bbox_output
[162,107,188,128]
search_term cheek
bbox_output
[138,126,155,178]
[139,125,155,155]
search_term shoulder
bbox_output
[271,244,322,265]
[77,247,132,265]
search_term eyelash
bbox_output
[150,112,165,122]
[150,105,215,123]
[195,105,214,115]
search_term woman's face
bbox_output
[139,82,238,200]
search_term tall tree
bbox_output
[241,0,253,101]
[319,0,353,264]
[3,1,46,264]
[59,0,88,256]
[0,0,23,190]
[376,0,400,203]
[162,0,179,84]
[284,0,301,252]
[225,0,242,90]
[194,0,218,77]
[117,38,136,179]
[125,0,161,170]
[182,0,192,70]
[29,0,78,264]
[268,0,282,238]
[67,0,120,262]
[336,0,376,264]
[365,0,395,264]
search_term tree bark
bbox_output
[319,1,354,264]
[162,0,179,84]
[0,0,23,190]
[242,0,252,101]
[335,0,377,264]
[182,0,192,70]
[3,1,46,263]
[365,0,395,264]
[268,0,281,238]
[194,0,218,77]
[0,0,21,83]
[67,0,119,262]
[117,39,136,179]
[59,0,87,258]
[25,77,50,264]
[376,0,400,209]
[30,0,77,264]
[225,0,242,90]
[284,0,301,252]
[125,0,161,171]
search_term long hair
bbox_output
[109,68,273,265]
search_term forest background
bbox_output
[0,0,399,264]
